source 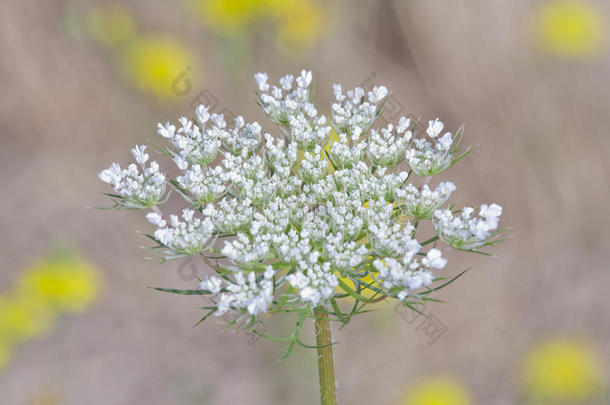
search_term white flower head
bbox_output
[195,104,210,124]
[98,152,166,209]
[368,86,388,103]
[422,248,447,269]
[146,212,166,227]
[396,181,456,219]
[405,121,468,176]
[296,70,313,88]
[157,121,176,139]
[131,145,149,165]
[433,204,503,250]
[98,69,504,337]
[200,276,222,294]
[254,72,270,92]
[427,118,445,138]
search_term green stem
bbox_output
[314,307,337,405]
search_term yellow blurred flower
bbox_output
[271,0,325,51]
[193,0,268,34]
[402,376,472,405]
[192,0,326,52]
[0,249,102,369]
[536,1,605,58]
[118,36,195,100]
[87,3,136,47]
[0,295,53,344]
[522,337,605,402]
[17,251,101,313]
[84,4,198,101]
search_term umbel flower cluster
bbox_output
[98,70,503,352]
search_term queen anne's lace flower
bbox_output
[271,229,313,264]
[98,69,503,333]
[368,207,420,258]
[146,209,213,255]
[265,134,298,177]
[286,259,338,307]
[221,233,270,264]
[166,115,222,166]
[368,119,412,167]
[331,83,386,138]
[98,145,166,208]
[299,146,329,183]
[221,116,263,158]
[176,164,227,207]
[203,198,254,234]
[405,119,466,176]
[258,70,330,151]
[433,204,503,250]
[323,233,368,273]
[396,182,456,219]
[203,266,275,316]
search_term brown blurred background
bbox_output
[1,1,609,404]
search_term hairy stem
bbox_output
[314,307,337,405]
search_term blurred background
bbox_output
[1,0,609,404]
